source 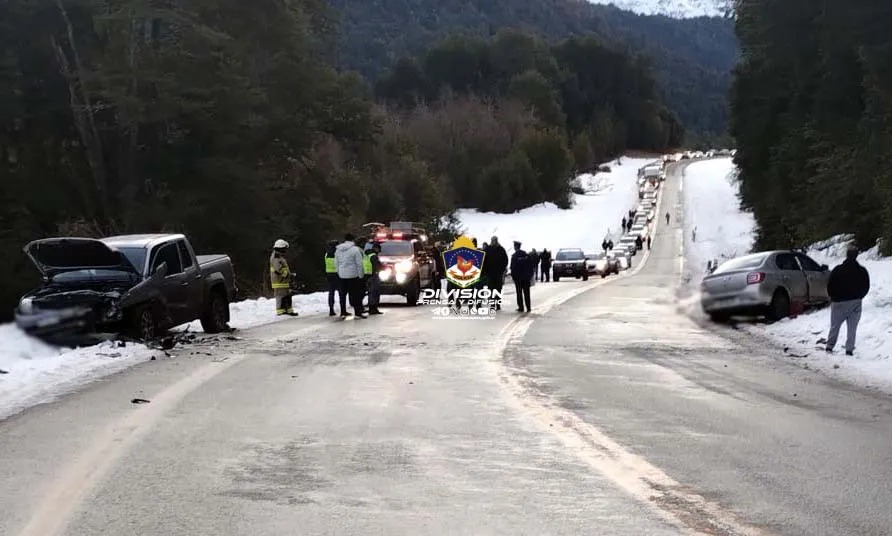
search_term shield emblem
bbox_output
[443,236,485,288]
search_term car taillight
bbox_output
[746,272,765,284]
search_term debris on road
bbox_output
[130,398,151,404]
[0,369,8,375]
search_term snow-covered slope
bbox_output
[588,0,732,18]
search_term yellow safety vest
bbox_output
[363,253,373,275]
[324,255,336,273]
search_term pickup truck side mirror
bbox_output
[153,262,168,279]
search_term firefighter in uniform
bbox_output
[270,239,298,316]
[325,240,346,316]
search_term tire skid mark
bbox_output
[491,163,772,536]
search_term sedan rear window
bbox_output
[714,254,767,274]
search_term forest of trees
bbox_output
[730,0,892,255]
[328,0,738,141]
[0,0,681,319]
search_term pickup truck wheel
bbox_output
[601,272,607,278]
[200,290,230,333]
[128,306,156,341]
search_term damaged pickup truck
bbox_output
[15,234,237,343]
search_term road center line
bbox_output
[492,163,769,536]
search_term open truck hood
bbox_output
[24,237,139,278]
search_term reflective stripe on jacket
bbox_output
[270,253,291,289]
[324,255,336,274]
[362,253,373,275]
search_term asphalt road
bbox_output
[1,161,891,536]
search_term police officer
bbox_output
[367,243,383,315]
[325,240,346,316]
[270,239,298,316]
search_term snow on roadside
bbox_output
[681,158,892,391]
[457,157,654,254]
[682,157,755,285]
[0,324,159,420]
[1,292,330,420]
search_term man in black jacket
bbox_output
[510,241,534,312]
[483,236,509,310]
[825,245,870,355]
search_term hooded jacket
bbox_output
[828,258,870,302]
[334,241,364,279]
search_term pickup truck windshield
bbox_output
[379,241,413,256]
[117,247,147,274]
[556,250,584,261]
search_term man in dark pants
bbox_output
[483,235,509,310]
[539,249,551,282]
[647,236,652,250]
[367,243,383,315]
[510,240,533,312]
[334,233,367,319]
[324,240,347,316]
[825,245,870,355]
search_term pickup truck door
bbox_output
[149,241,189,325]
[177,239,206,321]
[774,253,808,304]
[795,252,829,304]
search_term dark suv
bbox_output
[552,248,588,282]
[365,222,435,305]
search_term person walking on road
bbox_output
[529,249,540,282]
[665,211,671,225]
[606,239,614,251]
[825,245,870,355]
[335,233,367,318]
[366,243,383,315]
[539,249,552,282]
[324,240,346,316]
[621,216,627,231]
[510,241,534,313]
[647,235,652,250]
[601,239,608,252]
[483,236,509,310]
[270,239,298,316]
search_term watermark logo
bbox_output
[442,235,484,288]
[420,288,502,320]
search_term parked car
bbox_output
[15,234,237,343]
[552,248,589,281]
[607,249,631,270]
[618,236,640,256]
[700,250,830,322]
[586,253,620,278]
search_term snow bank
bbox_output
[682,158,755,281]
[0,324,159,420]
[457,157,653,254]
[681,158,892,390]
[0,291,330,420]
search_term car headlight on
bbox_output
[19,297,34,314]
[395,272,408,284]
[395,260,413,273]
[379,268,393,281]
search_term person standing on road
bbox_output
[366,243,383,315]
[510,241,533,313]
[647,236,652,250]
[334,233,367,319]
[635,235,643,251]
[621,216,627,231]
[324,240,346,317]
[606,239,614,251]
[483,236,509,310]
[540,249,552,282]
[825,245,870,356]
[601,239,608,252]
[529,249,540,282]
[665,211,671,225]
[270,239,298,317]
